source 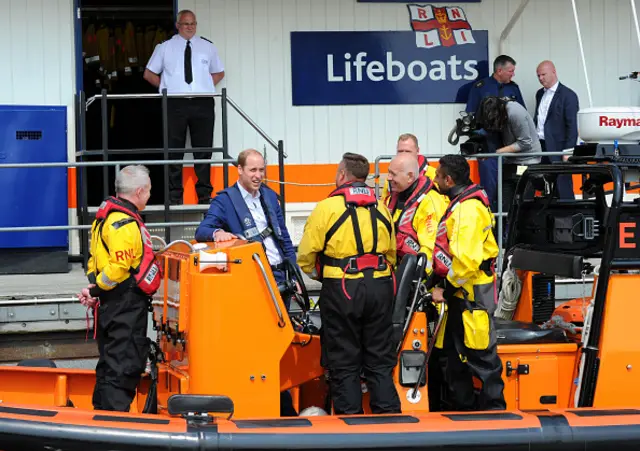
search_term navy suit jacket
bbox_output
[194,183,296,263]
[534,83,579,154]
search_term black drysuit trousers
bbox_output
[319,274,401,415]
[439,295,506,411]
[92,285,150,412]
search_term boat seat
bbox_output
[392,254,419,347]
[494,319,570,345]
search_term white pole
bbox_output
[631,0,640,52]
[572,0,593,107]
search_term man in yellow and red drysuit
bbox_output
[385,153,448,267]
[78,165,162,412]
[298,152,401,415]
[430,154,506,411]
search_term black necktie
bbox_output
[184,40,193,84]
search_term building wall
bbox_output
[0,0,76,161]
[179,0,640,168]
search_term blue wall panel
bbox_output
[0,106,68,249]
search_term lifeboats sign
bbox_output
[290,4,488,106]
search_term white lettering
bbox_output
[386,52,405,81]
[447,55,462,80]
[325,52,480,83]
[408,61,428,81]
[344,53,352,82]
[429,60,447,81]
[366,60,385,81]
[463,60,479,80]
[327,54,343,82]
[354,52,367,81]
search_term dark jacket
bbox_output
[194,183,296,263]
[534,82,579,154]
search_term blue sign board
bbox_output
[291,31,489,106]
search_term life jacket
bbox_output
[225,185,285,259]
[95,197,162,296]
[316,182,394,298]
[387,175,434,261]
[433,184,493,279]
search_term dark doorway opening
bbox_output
[80,0,175,206]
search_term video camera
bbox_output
[448,110,487,156]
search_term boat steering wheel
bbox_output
[280,258,311,313]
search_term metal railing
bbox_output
[74,87,286,266]
[374,151,573,272]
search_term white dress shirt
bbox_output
[146,34,224,94]
[536,80,559,140]
[237,183,283,267]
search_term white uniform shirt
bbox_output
[146,34,224,94]
[536,80,559,140]
[237,183,283,267]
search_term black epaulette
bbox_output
[201,36,213,43]
[112,218,136,230]
[474,79,485,88]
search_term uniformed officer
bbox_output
[298,153,401,415]
[465,55,525,212]
[144,9,225,205]
[381,133,437,201]
[78,165,162,412]
[385,153,448,266]
[430,155,506,411]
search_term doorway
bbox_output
[78,0,176,206]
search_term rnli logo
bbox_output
[244,217,252,227]
[145,264,159,284]
[435,250,452,268]
[201,58,209,65]
[405,237,420,253]
[349,187,370,196]
[408,4,476,49]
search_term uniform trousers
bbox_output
[319,274,401,415]
[92,284,150,412]
[167,97,215,203]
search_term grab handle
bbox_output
[252,253,286,328]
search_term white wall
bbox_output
[0,0,76,161]
[178,0,640,166]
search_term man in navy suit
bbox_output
[195,148,299,417]
[534,60,580,199]
[195,148,298,309]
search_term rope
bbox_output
[494,254,522,320]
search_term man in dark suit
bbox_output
[194,148,298,309]
[194,148,299,417]
[534,60,580,199]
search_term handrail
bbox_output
[252,253,286,328]
[74,87,288,263]
[156,240,196,254]
[85,92,222,109]
[0,158,236,169]
[226,97,285,157]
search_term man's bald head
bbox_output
[536,60,558,89]
[388,154,420,193]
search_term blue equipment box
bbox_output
[0,105,69,273]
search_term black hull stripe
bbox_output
[0,414,639,450]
